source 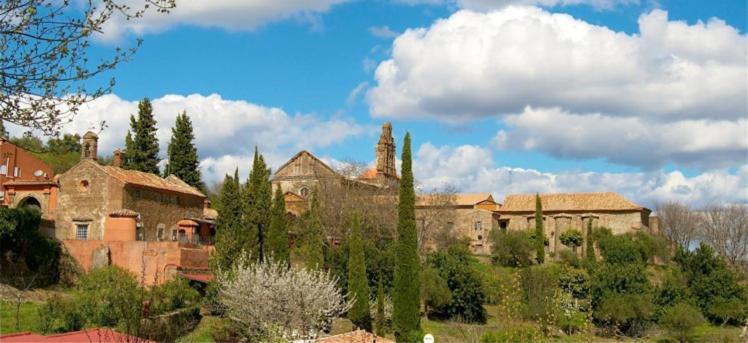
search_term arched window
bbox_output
[299,187,309,198]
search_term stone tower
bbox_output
[81,131,98,160]
[375,122,396,178]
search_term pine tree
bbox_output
[347,213,372,331]
[123,125,134,169]
[165,111,202,189]
[243,147,272,261]
[125,98,160,174]
[375,275,387,337]
[0,119,7,138]
[267,186,289,264]
[535,193,545,264]
[211,169,245,272]
[393,132,420,341]
[585,218,595,263]
[300,189,325,269]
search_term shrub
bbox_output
[148,276,200,315]
[76,266,143,333]
[596,293,654,337]
[559,229,584,253]
[420,266,452,318]
[480,324,543,343]
[428,246,487,323]
[0,207,61,287]
[520,265,560,334]
[559,250,582,268]
[708,298,746,327]
[38,295,83,333]
[219,256,351,341]
[558,267,590,301]
[659,303,705,343]
[653,270,694,321]
[489,229,534,267]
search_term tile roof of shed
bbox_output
[499,192,645,212]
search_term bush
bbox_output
[559,250,582,268]
[428,246,487,323]
[480,324,543,343]
[489,229,534,267]
[654,270,694,321]
[559,229,584,253]
[519,265,560,334]
[38,295,83,333]
[596,293,654,337]
[148,276,200,315]
[558,267,590,301]
[420,266,452,318]
[659,303,705,343]
[0,207,61,287]
[76,266,143,332]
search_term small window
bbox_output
[474,221,482,230]
[136,226,145,241]
[157,224,165,241]
[171,229,178,241]
[13,166,20,177]
[0,165,7,175]
[76,224,88,240]
[79,180,90,191]
[477,235,483,241]
[299,187,309,198]
[499,221,508,232]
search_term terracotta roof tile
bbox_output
[359,167,378,180]
[499,192,645,212]
[417,193,495,207]
[98,164,204,197]
[316,330,395,343]
[109,209,139,217]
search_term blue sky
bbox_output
[40,0,747,207]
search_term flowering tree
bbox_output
[219,257,351,341]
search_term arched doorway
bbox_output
[18,196,42,213]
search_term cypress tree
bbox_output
[347,214,372,331]
[393,132,420,341]
[0,119,7,138]
[211,169,244,271]
[243,147,272,261]
[375,275,387,337]
[585,218,595,263]
[535,194,545,264]
[125,98,160,174]
[267,186,289,264]
[165,111,202,189]
[301,189,324,269]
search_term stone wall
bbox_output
[122,186,204,241]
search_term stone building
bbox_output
[54,132,215,285]
[496,192,652,256]
[417,193,500,255]
[0,137,58,221]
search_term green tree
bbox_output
[300,189,325,269]
[125,99,160,174]
[243,148,272,261]
[659,303,705,343]
[375,275,387,337]
[490,229,535,267]
[0,119,7,138]
[420,266,452,319]
[393,132,421,341]
[211,170,245,272]
[559,229,584,254]
[429,246,487,323]
[534,194,545,264]
[267,186,290,264]
[347,214,372,331]
[165,111,202,189]
[585,219,595,263]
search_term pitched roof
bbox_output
[94,162,204,197]
[315,330,395,343]
[499,192,645,212]
[273,150,339,180]
[417,193,495,207]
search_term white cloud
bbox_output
[368,7,747,122]
[493,107,748,169]
[346,82,369,105]
[35,93,367,184]
[369,25,399,39]
[414,142,748,208]
[97,0,348,40]
[395,0,638,10]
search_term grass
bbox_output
[176,315,229,343]
[0,300,43,334]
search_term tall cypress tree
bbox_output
[211,169,244,272]
[300,189,324,269]
[243,147,272,261]
[125,98,160,174]
[0,119,7,138]
[267,186,289,264]
[347,213,372,331]
[535,193,545,264]
[585,218,595,263]
[165,111,202,189]
[375,275,387,337]
[393,132,420,341]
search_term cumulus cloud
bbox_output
[368,7,747,122]
[414,142,748,208]
[98,0,348,40]
[493,107,748,170]
[30,93,366,184]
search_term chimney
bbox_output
[112,149,124,168]
[81,131,98,160]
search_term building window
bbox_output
[299,187,309,198]
[79,180,90,191]
[474,221,482,231]
[0,164,7,175]
[136,225,144,241]
[13,166,20,177]
[171,229,178,241]
[157,224,165,241]
[76,224,88,240]
[499,220,508,232]
[477,235,483,241]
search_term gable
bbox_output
[273,151,340,180]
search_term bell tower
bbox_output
[81,131,98,161]
[375,122,396,178]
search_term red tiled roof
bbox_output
[316,330,395,343]
[95,162,204,197]
[499,192,646,212]
[0,328,154,342]
[180,272,214,283]
[359,167,378,180]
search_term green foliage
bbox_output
[534,194,545,264]
[560,229,584,252]
[347,214,372,331]
[590,257,654,337]
[165,111,202,189]
[9,132,81,174]
[674,243,748,325]
[659,303,705,343]
[300,189,325,269]
[267,186,289,264]
[480,324,543,343]
[654,270,694,321]
[243,147,273,261]
[0,207,60,287]
[558,249,582,268]
[585,219,595,263]
[393,132,421,340]
[38,295,83,333]
[75,266,143,332]
[519,264,559,331]
[489,229,534,267]
[428,246,487,323]
[558,267,590,301]
[211,170,245,272]
[375,275,387,337]
[149,277,200,315]
[598,230,668,266]
[420,266,452,317]
[125,98,160,174]
[595,293,654,337]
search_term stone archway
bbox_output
[18,196,42,212]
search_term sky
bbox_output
[10,0,748,208]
